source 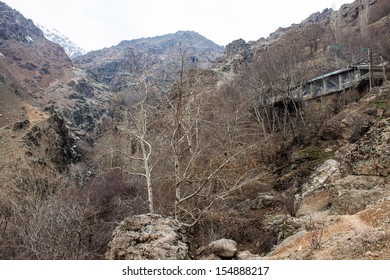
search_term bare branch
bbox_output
[178,144,257,203]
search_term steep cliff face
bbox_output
[0,1,73,98]
[73,31,223,92]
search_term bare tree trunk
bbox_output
[139,131,154,213]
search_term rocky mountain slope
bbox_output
[37,24,86,59]
[0,2,72,98]
[0,1,73,129]
[263,86,390,260]
[0,0,388,260]
[73,31,224,92]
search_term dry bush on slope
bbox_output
[0,159,148,259]
[190,210,277,258]
[368,0,390,24]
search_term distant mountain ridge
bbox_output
[73,31,224,92]
[36,24,86,59]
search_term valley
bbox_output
[0,0,389,260]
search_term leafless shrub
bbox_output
[87,170,147,220]
[13,188,94,259]
[303,24,325,55]
[83,171,149,256]
[368,0,390,24]
[0,157,151,259]
[0,195,11,238]
[307,216,324,249]
[0,171,96,259]
[281,189,302,217]
[190,210,277,256]
[13,163,65,203]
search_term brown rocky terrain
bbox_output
[0,3,73,90]
[0,0,389,260]
[265,88,390,259]
[0,1,73,128]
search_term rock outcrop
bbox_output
[22,107,82,172]
[347,118,390,177]
[106,214,189,260]
[327,117,390,214]
[301,159,341,198]
[216,39,253,72]
[329,175,388,215]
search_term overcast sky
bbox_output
[4,0,354,51]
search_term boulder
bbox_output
[196,238,238,259]
[209,238,237,258]
[208,238,238,258]
[106,214,189,260]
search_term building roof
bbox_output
[308,67,353,83]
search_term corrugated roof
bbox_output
[308,67,353,83]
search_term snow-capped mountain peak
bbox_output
[36,23,86,59]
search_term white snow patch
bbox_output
[0,52,5,58]
[26,36,33,42]
[36,23,86,58]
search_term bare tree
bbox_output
[99,83,156,214]
[152,64,267,226]
[303,24,324,55]
[128,96,154,213]
[238,44,307,139]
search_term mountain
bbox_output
[73,31,224,92]
[0,0,389,261]
[37,24,86,59]
[0,1,72,97]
